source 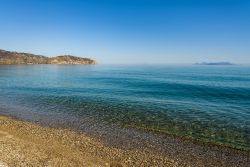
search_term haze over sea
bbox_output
[0,64,250,151]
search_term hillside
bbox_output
[0,49,96,65]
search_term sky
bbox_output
[0,0,249,64]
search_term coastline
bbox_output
[0,115,249,167]
[0,115,173,167]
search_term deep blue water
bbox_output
[0,65,250,150]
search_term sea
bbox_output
[0,64,249,151]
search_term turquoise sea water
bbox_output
[0,65,250,150]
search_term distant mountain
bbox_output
[195,62,234,65]
[0,49,96,65]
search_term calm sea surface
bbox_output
[0,65,250,150]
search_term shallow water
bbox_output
[0,64,250,150]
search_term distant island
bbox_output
[0,49,96,65]
[195,62,234,65]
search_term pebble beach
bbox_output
[0,116,249,167]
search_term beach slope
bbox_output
[0,116,173,167]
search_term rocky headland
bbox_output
[0,49,96,65]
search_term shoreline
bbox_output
[125,124,250,153]
[0,115,173,167]
[0,115,250,166]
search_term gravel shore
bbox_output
[0,116,249,167]
[0,116,173,167]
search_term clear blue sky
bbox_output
[0,0,249,64]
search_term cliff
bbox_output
[0,49,96,65]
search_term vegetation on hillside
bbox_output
[0,49,96,65]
